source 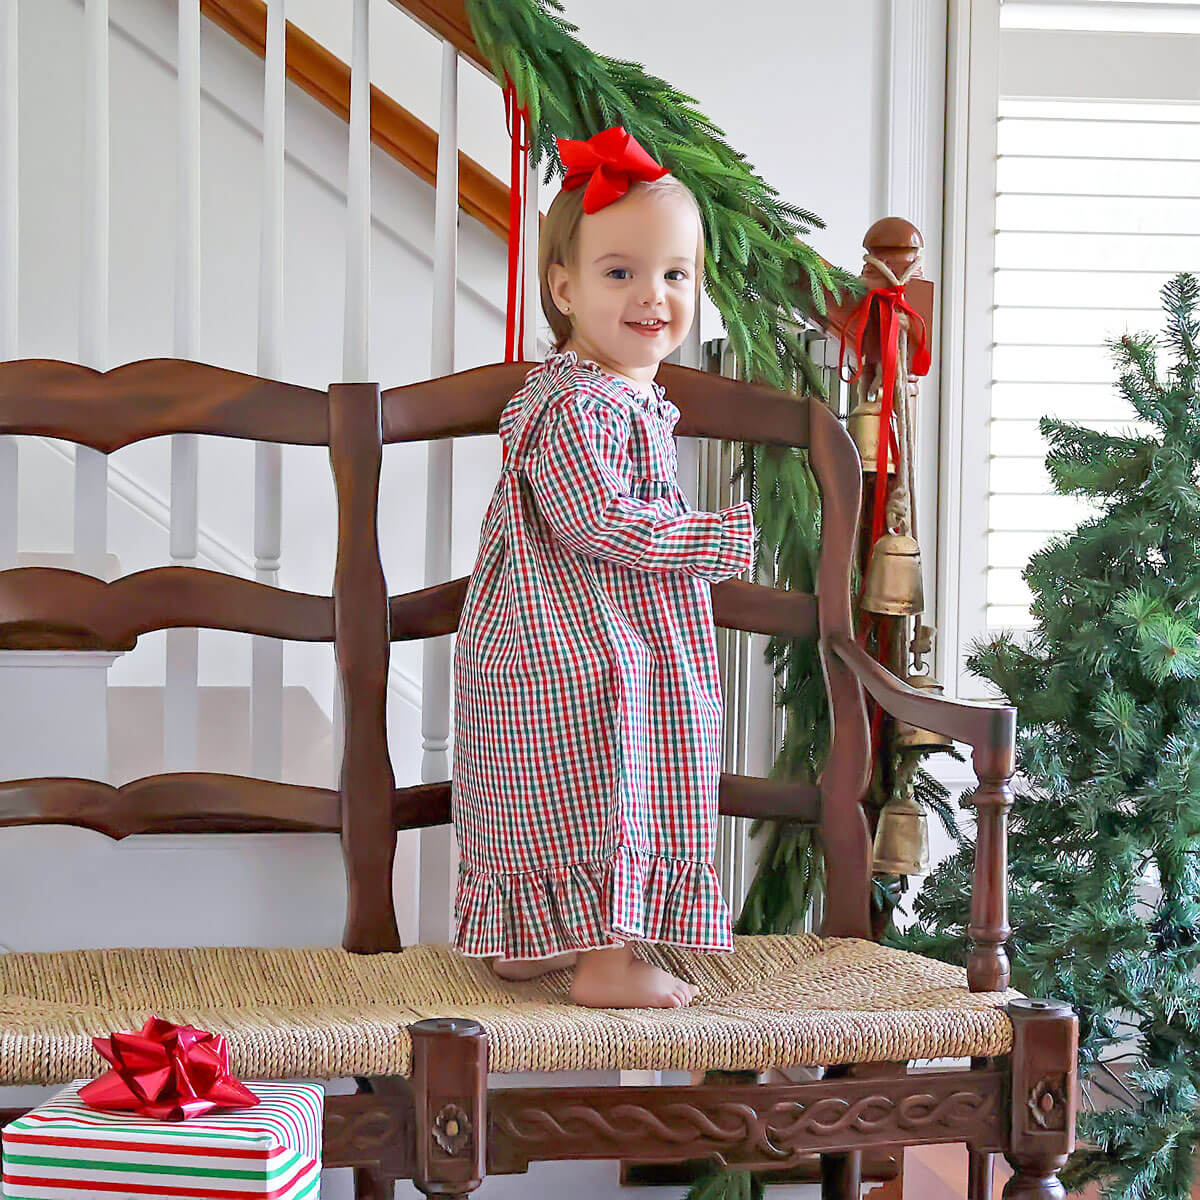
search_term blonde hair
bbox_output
[539,174,706,351]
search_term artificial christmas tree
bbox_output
[901,272,1200,1200]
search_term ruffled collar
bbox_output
[546,348,675,420]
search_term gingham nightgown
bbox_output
[451,348,755,960]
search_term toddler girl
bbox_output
[451,126,755,1009]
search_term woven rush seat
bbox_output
[0,934,1014,1086]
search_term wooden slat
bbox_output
[200,0,508,239]
[0,359,328,450]
[0,566,335,650]
[711,579,816,638]
[0,774,340,838]
[381,362,814,448]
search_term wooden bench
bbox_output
[0,356,1077,1199]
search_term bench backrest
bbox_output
[0,357,874,950]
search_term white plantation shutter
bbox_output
[985,92,1200,627]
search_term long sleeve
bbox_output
[525,394,753,582]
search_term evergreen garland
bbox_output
[465,0,861,396]
[898,274,1200,1200]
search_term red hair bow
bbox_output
[557,125,668,214]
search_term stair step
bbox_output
[107,685,334,786]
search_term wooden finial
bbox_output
[862,218,924,289]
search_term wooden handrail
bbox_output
[200,0,509,239]
[383,0,489,73]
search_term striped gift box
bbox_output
[2,1080,322,1200]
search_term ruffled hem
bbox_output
[453,845,734,960]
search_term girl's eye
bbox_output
[667,269,688,281]
[607,268,630,280]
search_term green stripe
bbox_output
[291,1168,322,1200]
[4,1150,300,1182]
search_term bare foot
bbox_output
[491,951,578,981]
[568,944,699,1009]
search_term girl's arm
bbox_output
[525,394,753,581]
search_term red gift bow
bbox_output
[79,1017,258,1121]
[557,124,669,214]
[837,266,931,758]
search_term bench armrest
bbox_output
[828,632,1016,994]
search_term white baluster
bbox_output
[343,0,370,385]
[418,40,458,945]
[0,0,18,567]
[77,0,108,580]
[252,0,285,781]
[164,0,202,772]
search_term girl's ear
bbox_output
[547,261,572,316]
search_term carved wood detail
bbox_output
[323,1092,414,1174]
[488,1071,1006,1173]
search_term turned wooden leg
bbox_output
[968,1147,995,1200]
[819,1063,864,1199]
[1002,999,1078,1199]
[410,1017,488,1199]
[820,1150,861,1199]
[968,1056,996,1200]
[353,1166,396,1200]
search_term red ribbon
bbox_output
[838,281,931,553]
[79,1017,258,1121]
[838,278,931,762]
[503,79,532,363]
[557,125,668,214]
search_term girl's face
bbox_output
[547,185,701,385]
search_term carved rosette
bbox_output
[1027,1075,1069,1133]
[433,1102,474,1156]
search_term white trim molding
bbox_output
[885,0,951,689]
[936,0,1002,699]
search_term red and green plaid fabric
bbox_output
[3,1080,322,1199]
[452,348,754,961]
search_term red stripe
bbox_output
[4,1131,275,1160]
[3,1157,312,1200]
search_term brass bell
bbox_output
[861,532,924,615]
[872,791,930,877]
[896,672,952,748]
[847,396,897,474]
